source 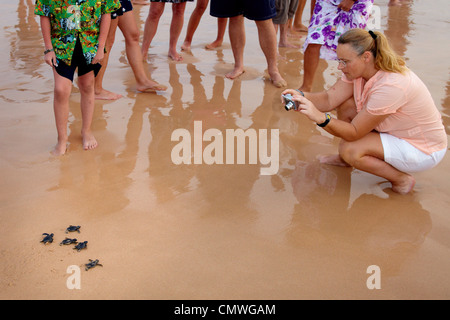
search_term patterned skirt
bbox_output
[303,0,373,60]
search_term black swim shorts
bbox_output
[54,38,101,82]
[210,0,276,21]
[111,0,133,19]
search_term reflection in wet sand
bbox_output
[289,160,432,277]
[0,0,449,299]
[385,0,412,57]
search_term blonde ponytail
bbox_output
[338,29,407,74]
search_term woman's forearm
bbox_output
[303,91,334,112]
[323,108,388,142]
[322,117,359,141]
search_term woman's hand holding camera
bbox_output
[281,89,326,124]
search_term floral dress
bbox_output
[303,0,373,60]
[34,0,121,66]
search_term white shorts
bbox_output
[380,133,447,173]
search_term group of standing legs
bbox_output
[140,0,287,87]
[95,0,168,100]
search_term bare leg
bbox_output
[310,0,316,17]
[205,18,228,49]
[141,2,165,59]
[292,0,308,32]
[317,98,357,166]
[181,0,209,51]
[339,132,416,194]
[255,18,287,87]
[168,3,187,61]
[226,15,246,79]
[51,69,72,156]
[317,97,415,194]
[118,11,167,92]
[300,43,321,91]
[279,22,300,48]
[94,18,123,100]
[77,71,98,151]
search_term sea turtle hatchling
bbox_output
[41,233,54,244]
[65,225,81,234]
[73,241,88,251]
[60,238,78,246]
[85,259,103,271]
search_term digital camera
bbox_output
[282,93,297,111]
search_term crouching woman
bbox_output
[282,28,447,194]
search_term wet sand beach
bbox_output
[1,0,449,300]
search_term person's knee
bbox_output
[125,29,140,44]
[337,98,357,122]
[54,81,72,99]
[339,140,358,166]
[149,6,164,20]
[77,75,95,95]
[195,0,208,13]
[172,3,186,16]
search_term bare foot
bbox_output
[287,32,303,39]
[278,42,301,49]
[299,84,312,92]
[137,80,168,93]
[82,131,98,151]
[225,67,245,80]
[292,24,308,33]
[180,41,191,52]
[95,89,122,100]
[269,72,287,88]
[317,154,351,167]
[391,174,415,194]
[51,140,68,156]
[168,50,183,62]
[205,40,223,50]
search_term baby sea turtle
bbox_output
[41,233,54,244]
[65,225,81,234]
[85,259,103,271]
[73,241,88,251]
[60,238,78,246]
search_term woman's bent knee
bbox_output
[338,140,358,165]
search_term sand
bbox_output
[0,0,449,300]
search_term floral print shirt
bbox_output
[35,0,121,66]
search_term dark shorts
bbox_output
[210,0,276,21]
[111,0,133,19]
[55,39,101,82]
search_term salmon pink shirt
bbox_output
[342,69,447,155]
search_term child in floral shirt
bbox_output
[35,0,120,155]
